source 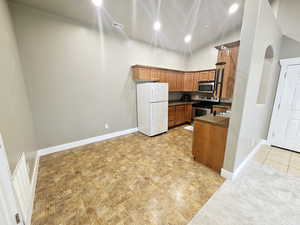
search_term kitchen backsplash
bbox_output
[169,93,183,101]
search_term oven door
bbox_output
[198,82,215,94]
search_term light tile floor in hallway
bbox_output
[32,126,224,225]
[253,144,300,176]
[188,145,300,225]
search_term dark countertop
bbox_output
[212,105,231,109]
[168,101,196,106]
[194,115,230,128]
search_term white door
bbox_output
[269,62,300,152]
[0,135,23,225]
[150,83,168,103]
[150,102,168,136]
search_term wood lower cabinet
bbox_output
[168,106,176,128]
[175,105,186,125]
[185,104,193,123]
[168,104,192,128]
[192,119,228,173]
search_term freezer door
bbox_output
[150,83,168,102]
[150,102,168,136]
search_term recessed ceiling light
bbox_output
[153,21,161,31]
[228,3,239,15]
[184,34,192,43]
[92,0,103,7]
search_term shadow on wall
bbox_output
[257,45,274,105]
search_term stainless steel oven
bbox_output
[198,81,215,94]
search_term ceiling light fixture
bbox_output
[153,21,161,31]
[92,0,103,7]
[228,3,239,15]
[184,34,192,43]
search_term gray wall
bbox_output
[277,0,300,42]
[186,30,241,71]
[10,3,186,149]
[224,0,282,172]
[280,36,300,59]
[0,0,37,174]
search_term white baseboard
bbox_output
[26,155,39,225]
[38,128,138,156]
[221,139,268,180]
[221,168,233,180]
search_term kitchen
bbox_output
[134,40,240,173]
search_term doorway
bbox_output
[269,58,300,152]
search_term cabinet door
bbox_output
[168,106,176,128]
[221,46,239,99]
[176,72,184,91]
[150,68,160,81]
[185,104,193,122]
[183,73,194,92]
[217,49,228,63]
[175,105,186,125]
[159,70,168,83]
[168,71,177,92]
[208,70,216,81]
[193,72,201,91]
[199,71,209,81]
[133,67,151,81]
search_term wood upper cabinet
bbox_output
[150,68,160,81]
[193,72,202,91]
[133,66,151,81]
[199,71,209,81]
[176,72,184,91]
[132,65,217,92]
[208,70,215,81]
[168,71,177,92]
[183,73,194,92]
[216,41,240,99]
[159,69,168,83]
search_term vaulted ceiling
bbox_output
[10,0,245,53]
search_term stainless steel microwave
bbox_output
[198,81,215,94]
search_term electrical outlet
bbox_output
[104,123,109,129]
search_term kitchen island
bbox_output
[192,115,230,173]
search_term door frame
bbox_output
[268,57,300,147]
[0,134,23,225]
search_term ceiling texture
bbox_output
[10,0,245,53]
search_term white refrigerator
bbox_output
[137,83,168,136]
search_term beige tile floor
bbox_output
[32,126,224,225]
[253,144,300,176]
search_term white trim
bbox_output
[280,57,300,66]
[221,169,233,180]
[38,128,138,156]
[221,139,268,180]
[26,155,39,225]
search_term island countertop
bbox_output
[194,115,230,128]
